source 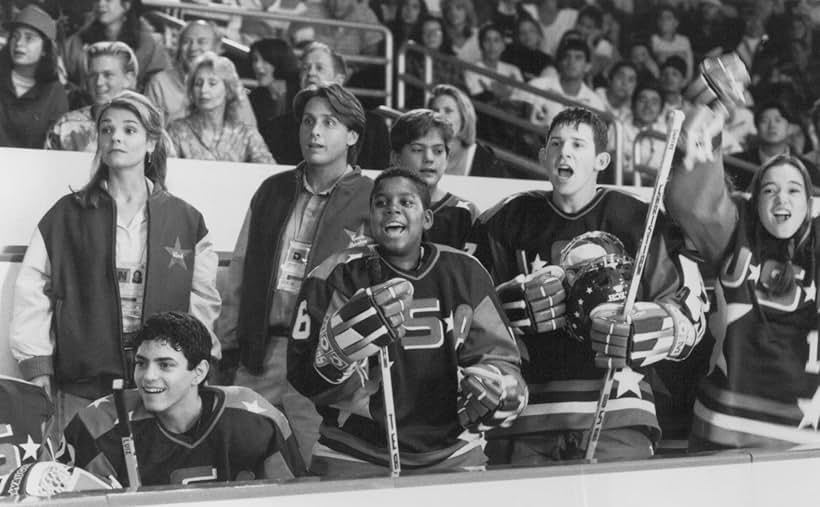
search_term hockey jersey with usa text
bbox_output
[0,376,53,479]
[472,188,707,441]
[63,386,306,486]
[287,243,523,469]
[691,203,820,449]
[426,193,480,252]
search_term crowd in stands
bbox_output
[4,0,820,496]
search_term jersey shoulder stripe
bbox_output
[477,190,550,225]
[306,244,379,282]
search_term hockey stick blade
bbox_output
[584,110,686,461]
[112,378,141,489]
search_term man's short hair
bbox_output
[134,312,211,372]
[578,5,603,28]
[547,107,609,153]
[660,55,687,78]
[300,41,348,81]
[556,31,590,62]
[372,167,432,210]
[478,23,504,46]
[390,109,454,154]
[293,83,366,164]
[608,60,638,81]
[754,100,793,126]
[633,79,665,108]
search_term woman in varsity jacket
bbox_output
[10,91,221,433]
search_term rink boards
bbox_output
[2,148,820,506]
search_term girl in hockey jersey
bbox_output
[287,168,526,477]
[389,108,480,251]
[668,127,820,449]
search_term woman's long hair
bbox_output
[75,91,169,208]
[249,38,300,112]
[185,52,244,124]
[80,0,144,50]
[747,154,815,295]
[0,31,60,83]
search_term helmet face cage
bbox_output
[559,231,630,286]
[560,232,634,343]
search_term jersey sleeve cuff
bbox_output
[19,355,54,380]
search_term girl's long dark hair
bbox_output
[80,0,144,50]
[0,32,60,83]
[748,154,815,295]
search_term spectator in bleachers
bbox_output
[388,0,429,50]
[371,0,400,24]
[735,8,767,73]
[650,5,693,81]
[259,42,390,169]
[575,4,619,88]
[596,60,637,126]
[628,36,660,83]
[9,90,221,432]
[0,5,67,149]
[441,0,481,63]
[312,0,385,56]
[659,55,692,117]
[805,104,820,168]
[689,0,742,62]
[62,0,170,92]
[623,80,667,184]
[46,41,137,152]
[728,101,820,191]
[522,0,578,58]
[490,0,532,43]
[145,20,257,126]
[167,52,274,163]
[524,33,605,130]
[501,16,554,81]
[404,15,464,107]
[464,23,523,102]
[428,83,508,177]
[225,0,310,44]
[248,38,300,124]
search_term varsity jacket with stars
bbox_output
[427,192,480,252]
[9,185,220,400]
[472,189,708,443]
[667,152,820,449]
[288,244,524,469]
[63,386,306,486]
[218,163,374,375]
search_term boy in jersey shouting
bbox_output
[288,168,526,477]
[472,107,708,463]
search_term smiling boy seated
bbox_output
[63,312,305,487]
[390,109,480,252]
[287,168,526,478]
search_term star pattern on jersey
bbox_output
[344,224,370,248]
[20,434,40,461]
[455,200,472,211]
[797,387,820,431]
[242,399,267,415]
[164,237,192,270]
[613,368,643,398]
[530,254,548,272]
[804,280,817,302]
[346,252,364,262]
[746,263,761,283]
[90,397,110,409]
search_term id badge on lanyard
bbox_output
[277,240,311,294]
[117,262,145,333]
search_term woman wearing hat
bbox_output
[0,5,68,148]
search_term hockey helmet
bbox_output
[561,232,634,343]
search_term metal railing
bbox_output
[395,41,627,184]
[142,0,394,104]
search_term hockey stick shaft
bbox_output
[585,110,685,461]
[112,378,141,489]
[379,346,401,477]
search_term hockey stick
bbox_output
[584,110,685,461]
[366,258,402,478]
[112,378,141,489]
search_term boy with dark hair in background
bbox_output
[390,108,480,251]
[288,168,526,477]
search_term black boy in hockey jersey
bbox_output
[472,107,708,462]
[64,312,305,486]
[390,109,480,251]
[288,168,526,477]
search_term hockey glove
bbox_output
[457,364,527,432]
[315,278,414,383]
[496,266,566,334]
[588,301,698,369]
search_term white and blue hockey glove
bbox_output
[457,364,527,432]
[315,278,414,383]
[588,301,698,369]
[496,266,566,334]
